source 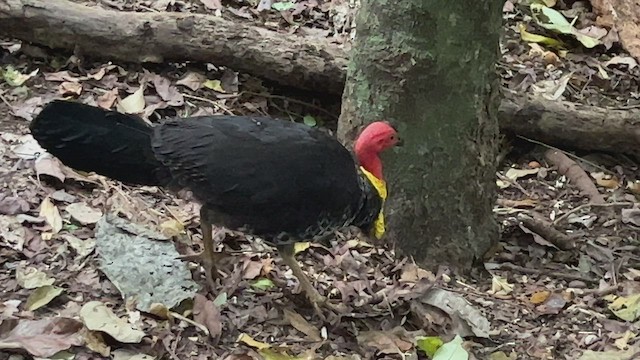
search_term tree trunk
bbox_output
[339,1,503,270]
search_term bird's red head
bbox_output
[354,121,399,180]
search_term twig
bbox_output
[553,201,634,225]
[496,172,532,197]
[242,91,338,119]
[571,284,620,297]
[169,311,210,336]
[491,262,597,284]
[183,93,236,115]
[516,135,614,175]
[0,91,12,108]
[545,149,607,207]
[137,4,160,12]
[518,212,575,250]
[162,203,185,225]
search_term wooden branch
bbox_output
[517,212,575,250]
[0,0,348,94]
[544,149,606,204]
[2,0,640,154]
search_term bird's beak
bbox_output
[395,137,403,147]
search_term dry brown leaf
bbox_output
[399,263,434,282]
[193,294,222,338]
[621,208,640,226]
[25,285,64,311]
[489,275,514,296]
[0,317,83,357]
[283,308,321,341]
[159,218,184,237]
[176,71,206,91]
[151,74,184,106]
[16,265,55,289]
[530,290,551,305]
[66,202,103,225]
[80,301,145,343]
[535,292,567,315]
[242,260,264,280]
[58,81,83,96]
[117,86,146,114]
[591,172,620,189]
[605,55,638,69]
[357,329,413,355]
[88,65,116,81]
[35,155,66,182]
[237,333,270,350]
[97,88,119,109]
[82,329,111,357]
[591,0,640,61]
[44,70,78,82]
[201,0,222,10]
[39,197,63,234]
[112,349,156,360]
[0,195,29,215]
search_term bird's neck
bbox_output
[357,150,383,180]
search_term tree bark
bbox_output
[2,0,639,154]
[0,0,347,94]
[339,0,503,270]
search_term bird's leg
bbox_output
[199,216,218,291]
[179,209,222,291]
[277,243,342,317]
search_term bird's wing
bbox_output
[151,116,362,236]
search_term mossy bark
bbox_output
[339,0,502,270]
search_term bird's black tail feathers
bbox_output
[30,100,167,185]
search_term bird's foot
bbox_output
[178,251,223,291]
[304,287,347,322]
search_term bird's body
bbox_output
[31,100,383,243]
[30,100,399,316]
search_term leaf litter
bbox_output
[1,0,640,359]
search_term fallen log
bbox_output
[2,0,640,154]
[499,96,640,155]
[0,0,348,94]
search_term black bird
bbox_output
[30,100,399,312]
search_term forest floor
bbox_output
[1,0,640,359]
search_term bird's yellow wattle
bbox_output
[359,166,387,239]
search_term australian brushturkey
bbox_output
[30,100,399,313]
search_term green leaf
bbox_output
[1,65,39,87]
[302,115,317,127]
[530,3,600,48]
[417,336,444,358]
[26,285,64,311]
[293,242,310,254]
[433,335,468,360]
[518,23,564,48]
[203,79,225,92]
[50,351,75,360]
[213,291,228,307]
[63,223,80,231]
[608,293,640,322]
[272,1,295,11]
[250,278,275,291]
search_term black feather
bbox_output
[30,100,383,242]
[30,100,166,185]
